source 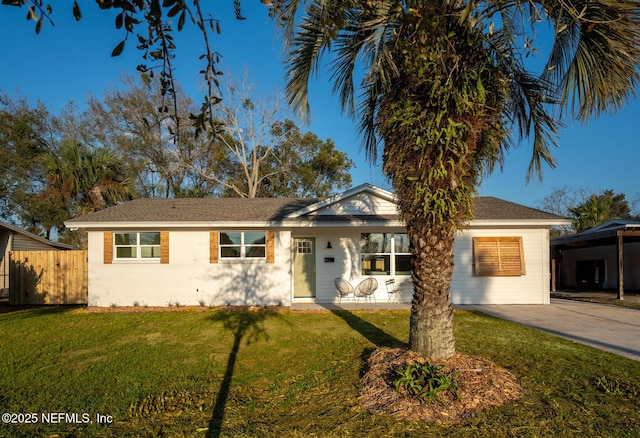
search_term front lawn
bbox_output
[0,306,639,437]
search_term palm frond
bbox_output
[284,1,336,121]
[329,1,399,117]
[356,71,385,161]
[273,0,305,45]
[485,15,562,181]
[541,0,640,120]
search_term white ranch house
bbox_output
[65,184,568,307]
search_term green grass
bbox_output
[0,307,639,437]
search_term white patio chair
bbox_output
[354,277,378,304]
[335,278,354,304]
[386,278,404,303]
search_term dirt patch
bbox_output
[359,347,523,423]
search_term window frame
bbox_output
[113,232,162,261]
[360,232,411,276]
[473,236,526,276]
[219,231,267,260]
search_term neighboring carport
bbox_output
[551,220,640,300]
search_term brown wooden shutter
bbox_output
[210,231,219,264]
[104,232,113,264]
[473,237,525,276]
[266,231,275,263]
[160,231,169,264]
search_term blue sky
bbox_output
[2,2,638,212]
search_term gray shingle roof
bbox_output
[471,197,563,221]
[66,195,563,224]
[66,198,321,223]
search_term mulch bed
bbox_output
[359,347,523,423]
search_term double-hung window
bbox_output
[361,233,411,276]
[114,232,161,260]
[220,231,266,259]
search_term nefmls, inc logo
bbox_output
[40,412,92,424]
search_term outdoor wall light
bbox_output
[327,241,332,249]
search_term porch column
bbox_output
[617,231,624,300]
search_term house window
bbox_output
[473,237,526,276]
[114,232,161,260]
[220,231,266,259]
[297,240,312,254]
[361,233,411,276]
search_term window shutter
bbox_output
[266,231,275,263]
[104,232,113,264]
[473,237,525,276]
[160,231,169,264]
[210,231,219,264]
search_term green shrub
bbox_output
[394,362,459,405]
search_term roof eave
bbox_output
[469,219,572,228]
[65,221,280,230]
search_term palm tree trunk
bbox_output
[407,219,456,359]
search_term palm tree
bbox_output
[275,1,640,359]
[569,190,632,232]
[44,141,133,215]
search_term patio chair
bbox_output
[354,277,378,304]
[386,279,404,304]
[335,278,354,304]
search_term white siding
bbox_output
[314,192,397,216]
[86,225,552,306]
[86,230,292,307]
[299,227,551,305]
[451,228,550,304]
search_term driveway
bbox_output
[463,298,640,361]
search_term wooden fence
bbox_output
[9,250,88,305]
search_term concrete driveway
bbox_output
[463,298,640,361]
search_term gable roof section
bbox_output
[65,185,568,229]
[287,184,396,217]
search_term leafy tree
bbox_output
[196,75,354,198]
[86,75,224,198]
[537,186,590,237]
[277,1,640,359]
[261,120,353,198]
[0,91,133,242]
[0,92,50,220]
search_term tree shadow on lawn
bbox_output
[0,303,80,320]
[321,306,407,381]
[203,306,403,437]
[205,308,284,438]
[322,306,405,349]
